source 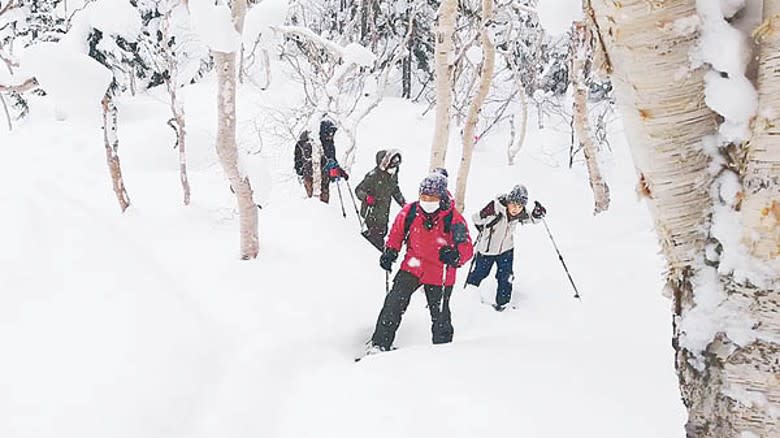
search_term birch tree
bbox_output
[160,5,190,206]
[429,0,458,170]
[747,0,780,268]
[571,21,609,214]
[454,0,495,212]
[212,0,259,259]
[101,93,131,212]
[589,0,778,435]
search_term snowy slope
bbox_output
[0,77,684,437]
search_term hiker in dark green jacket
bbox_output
[355,149,406,251]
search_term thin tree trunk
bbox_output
[214,0,258,259]
[402,7,413,99]
[239,44,245,85]
[454,0,494,212]
[161,9,190,206]
[261,48,271,90]
[507,81,527,165]
[571,21,609,215]
[168,105,190,206]
[101,94,131,212]
[429,0,457,171]
[590,0,778,436]
[0,93,12,131]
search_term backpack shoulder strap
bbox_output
[403,202,418,242]
[443,209,454,234]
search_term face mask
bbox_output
[419,200,440,214]
[387,166,398,174]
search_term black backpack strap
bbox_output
[403,202,418,243]
[443,209,454,234]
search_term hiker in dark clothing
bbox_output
[354,149,406,251]
[366,174,474,354]
[293,120,348,203]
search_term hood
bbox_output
[379,149,402,172]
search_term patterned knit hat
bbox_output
[419,174,448,198]
[505,184,528,205]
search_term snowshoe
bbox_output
[354,344,395,362]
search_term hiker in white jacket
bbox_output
[466,185,547,311]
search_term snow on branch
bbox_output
[271,25,376,67]
[0,77,38,93]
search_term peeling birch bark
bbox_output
[590,0,779,435]
[746,1,780,264]
[101,95,131,213]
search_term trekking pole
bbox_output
[541,218,581,300]
[385,271,390,294]
[344,180,365,229]
[335,179,347,218]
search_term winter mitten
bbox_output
[366,195,376,206]
[380,248,398,272]
[532,201,547,219]
[439,246,460,267]
[329,167,341,179]
[337,167,350,181]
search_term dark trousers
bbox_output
[361,225,388,251]
[303,174,330,203]
[466,250,514,306]
[371,270,454,350]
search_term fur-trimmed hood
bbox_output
[375,149,402,172]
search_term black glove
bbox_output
[439,246,460,267]
[380,248,398,272]
[532,201,547,219]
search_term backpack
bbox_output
[402,202,457,243]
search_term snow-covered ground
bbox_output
[0,76,685,437]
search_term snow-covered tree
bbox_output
[428,0,457,170]
[454,0,494,212]
[272,23,378,169]
[570,20,608,214]
[132,0,212,206]
[590,0,778,435]
[193,0,259,259]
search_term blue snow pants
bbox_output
[465,250,514,306]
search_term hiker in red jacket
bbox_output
[368,174,474,353]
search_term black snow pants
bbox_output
[371,270,454,351]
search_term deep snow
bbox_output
[0,74,685,437]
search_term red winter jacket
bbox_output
[385,202,474,286]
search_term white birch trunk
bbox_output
[590,0,778,435]
[429,0,457,171]
[161,9,190,206]
[507,90,527,165]
[101,94,131,212]
[261,48,271,90]
[168,102,190,206]
[571,21,609,215]
[746,1,780,264]
[0,93,11,131]
[454,0,494,212]
[214,0,259,259]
